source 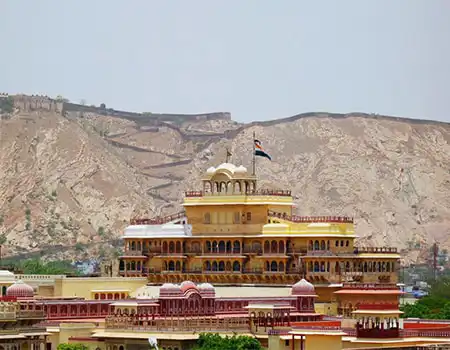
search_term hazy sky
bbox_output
[1,1,449,123]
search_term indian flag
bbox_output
[254,139,271,160]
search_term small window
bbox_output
[335,240,339,247]
[204,213,211,224]
[285,340,290,346]
[340,240,344,247]
[246,212,252,221]
[234,212,241,224]
[346,240,349,247]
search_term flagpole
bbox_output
[252,131,256,175]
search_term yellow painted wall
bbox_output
[186,204,268,235]
[304,335,342,350]
[268,334,342,350]
[315,302,338,316]
[37,285,54,297]
[53,277,147,299]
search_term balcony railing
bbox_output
[243,248,262,255]
[130,211,185,225]
[121,250,149,257]
[268,211,353,224]
[354,247,398,254]
[242,268,263,274]
[356,327,400,338]
[356,303,399,310]
[341,283,399,290]
[17,310,46,319]
[105,316,249,332]
[185,189,292,197]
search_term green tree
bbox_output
[57,344,88,350]
[194,333,262,350]
[19,258,78,275]
[0,96,14,113]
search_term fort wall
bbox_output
[3,94,231,123]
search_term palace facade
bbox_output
[119,162,400,303]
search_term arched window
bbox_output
[169,241,175,253]
[218,241,225,253]
[233,261,241,272]
[162,241,168,253]
[212,261,218,271]
[206,241,211,253]
[279,241,285,254]
[314,262,319,272]
[271,261,278,272]
[271,240,278,253]
[175,261,181,271]
[168,261,175,271]
[314,241,320,250]
[320,240,326,250]
[218,261,225,271]
[226,241,232,253]
[233,240,240,253]
[131,261,136,270]
[176,241,181,253]
[205,261,211,271]
[278,262,284,272]
[264,240,270,253]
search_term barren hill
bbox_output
[1,105,450,263]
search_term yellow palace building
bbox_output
[119,162,400,310]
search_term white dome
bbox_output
[206,167,216,174]
[0,270,15,282]
[234,165,247,174]
[161,283,178,289]
[292,279,315,295]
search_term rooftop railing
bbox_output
[184,189,292,197]
[268,211,354,224]
[130,211,185,225]
[341,283,400,290]
[355,247,398,254]
[356,303,399,310]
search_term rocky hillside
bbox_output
[0,108,449,263]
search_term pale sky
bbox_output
[1,0,449,123]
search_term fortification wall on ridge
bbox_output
[8,94,231,123]
[9,94,63,113]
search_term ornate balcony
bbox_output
[268,211,353,224]
[341,283,399,290]
[357,303,399,310]
[286,248,307,255]
[243,248,262,255]
[355,247,398,254]
[120,250,149,257]
[185,189,292,197]
[17,310,46,319]
[356,327,400,338]
[105,315,249,332]
[129,211,185,225]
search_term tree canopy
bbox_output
[194,333,262,350]
[401,276,450,319]
[57,344,88,350]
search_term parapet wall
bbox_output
[4,94,231,123]
[4,94,64,113]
